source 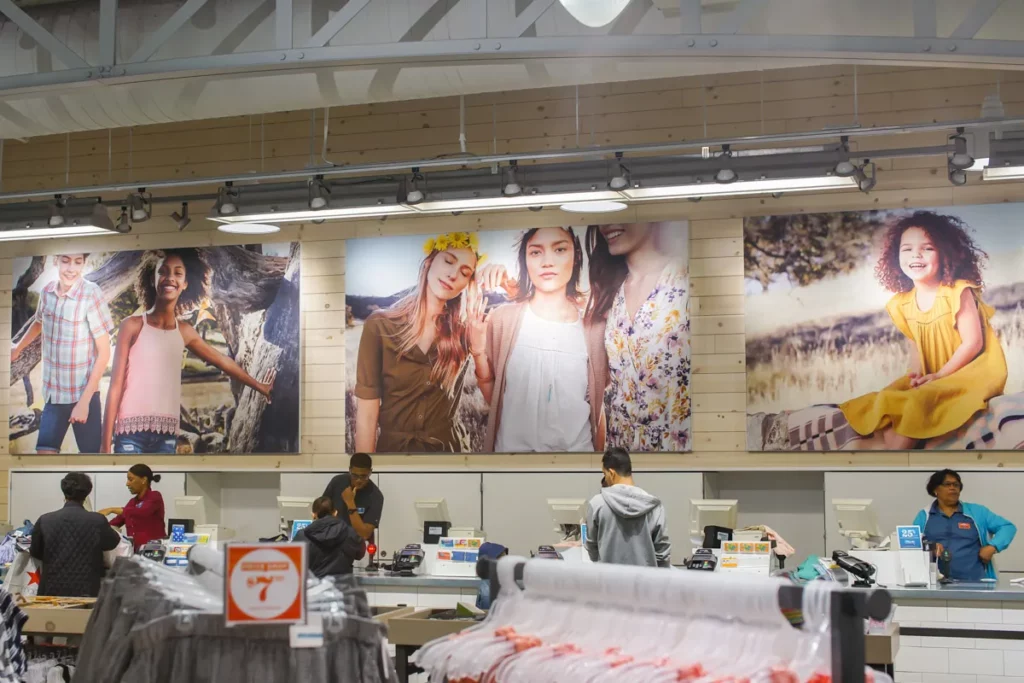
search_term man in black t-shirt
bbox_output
[323,452,384,542]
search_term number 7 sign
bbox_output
[225,543,307,626]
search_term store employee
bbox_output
[323,452,384,541]
[913,469,1016,581]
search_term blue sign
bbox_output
[896,525,923,550]
[290,520,312,540]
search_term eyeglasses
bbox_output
[349,471,372,481]
[939,481,962,490]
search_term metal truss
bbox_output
[1,0,1023,94]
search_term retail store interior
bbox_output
[5,1,1024,682]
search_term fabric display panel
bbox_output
[416,557,891,683]
[345,224,691,455]
[745,203,1024,452]
[73,554,396,683]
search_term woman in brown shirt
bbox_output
[353,232,481,452]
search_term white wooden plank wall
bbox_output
[4,64,1024,523]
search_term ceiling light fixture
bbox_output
[212,204,416,224]
[216,222,281,235]
[48,195,67,227]
[983,164,1024,180]
[116,206,132,233]
[715,145,737,184]
[503,162,523,197]
[949,128,975,170]
[308,176,331,210]
[854,161,877,192]
[608,152,630,190]
[948,163,968,186]
[560,200,628,213]
[128,188,152,222]
[171,202,191,231]
[0,225,113,242]
[834,137,857,177]
[414,189,626,214]
[215,182,240,216]
[402,169,426,205]
[557,0,631,27]
[622,174,858,201]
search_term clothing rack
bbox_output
[476,557,892,683]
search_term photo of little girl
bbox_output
[745,204,1024,452]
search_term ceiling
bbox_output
[1,0,1023,139]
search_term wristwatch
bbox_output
[347,508,358,515]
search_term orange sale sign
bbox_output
[225,543,307,626]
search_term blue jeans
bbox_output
[114,430,178,454]
[37,393,102,453]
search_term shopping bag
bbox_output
[104,535,134,568]
[3,549,40,598]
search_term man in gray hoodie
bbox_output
[585,447,672,568]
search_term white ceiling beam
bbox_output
[718,0,769,36]
[951,0,1004,39]
[305,0,372,48]
[912,0,936,38]
[513,0,557,38]
[679,0,702,32]
[276,0,293,49]
[98,0,118,66]
[129,0,210,63]
[0,0,88,69]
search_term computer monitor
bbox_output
[277,496,315,528]
[689,499,739,539]
[174,496,208,526]
[414,498,452,526]
[832,498,883,548]
[548,498,586,540]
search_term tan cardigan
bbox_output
[481,301,608,452]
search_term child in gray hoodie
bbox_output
[585,447,672,568]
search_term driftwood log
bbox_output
[8,245,299,453]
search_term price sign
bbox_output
[225,543,307,626]
[896,525,923,550]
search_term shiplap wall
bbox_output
[4,63,1024,524]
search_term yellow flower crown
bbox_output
[423,231,486,263]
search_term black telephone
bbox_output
[832,550,876,587]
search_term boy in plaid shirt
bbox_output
[11,253,113,453]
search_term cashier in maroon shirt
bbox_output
[99,463,166,552]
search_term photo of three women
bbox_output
[345,222,690,454]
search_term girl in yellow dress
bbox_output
[840,211,1007,450]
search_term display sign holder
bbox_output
[225,543,307,627]
[896,525,923,550]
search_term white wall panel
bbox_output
[826,471,1024,574]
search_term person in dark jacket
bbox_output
[293,496,367,578]
[30,472,122,597]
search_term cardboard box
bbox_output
[22,605,92,635]
[865,622,900,665]
[372,605,416,625]
[386,608,478,646]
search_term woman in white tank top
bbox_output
[101,249,276,454]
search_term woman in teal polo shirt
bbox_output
[912,469,1016,581]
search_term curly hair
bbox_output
[135,248,211,315]
[874,211,987,293]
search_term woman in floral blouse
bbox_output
[585,223,691,451]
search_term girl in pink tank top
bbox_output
[101,249,277,454]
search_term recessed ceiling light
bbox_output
[216,222,281,235]
[560,200,628,213]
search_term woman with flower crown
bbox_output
[353,232,482,452]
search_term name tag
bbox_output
[958,522,972,530]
